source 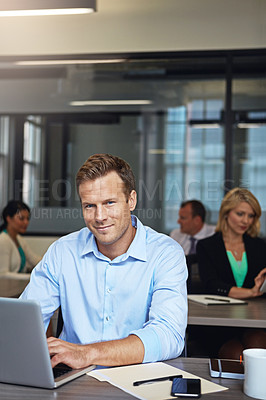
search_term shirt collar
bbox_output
[81,215,147,262]
[126,215,147,262]
[193,224,206,240]
[81,232,101,258]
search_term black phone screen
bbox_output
[171,378,201,397]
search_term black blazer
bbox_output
[197,232,266,295]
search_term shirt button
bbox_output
[107,288,111,293]
[106,316,110,321]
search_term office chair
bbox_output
[56,307,64,338]
[186,254,204,294]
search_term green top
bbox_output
[226,251,248,287]
[18,246,26,272]
[3,229,26,273]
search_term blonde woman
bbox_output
[197,188,266,358]
[198,188,266,298]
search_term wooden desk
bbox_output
[188,297,266,328]
[0,358,248,400]
[0,277,29,298]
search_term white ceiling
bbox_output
[0,1,265,113]
[0,0,265,56]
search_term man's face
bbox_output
[79,171,137,252]
[177,204,197,235]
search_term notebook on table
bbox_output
[0,297,95,389]
[188,294,248,305]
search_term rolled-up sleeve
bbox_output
[131,241,188,362]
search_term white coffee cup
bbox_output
[243,348,266,400]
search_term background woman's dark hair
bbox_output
[0,200,30,232]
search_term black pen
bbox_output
[204,297,230,303]
[133,374,182,386]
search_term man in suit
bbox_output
[170,200,215,255]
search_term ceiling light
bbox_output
[70,100,152,106]
[148,149,182,155]
[0,0,96,17]
[15,59,125,66]
[189,119,222,129]
[191,123,221,129]
[237,123,265,129]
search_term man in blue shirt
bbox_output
[21,153,187,369]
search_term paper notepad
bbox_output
[88,362,227,400]
[188,294,247,305]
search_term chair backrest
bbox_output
[186,254,204,294]
[56,306,64,338]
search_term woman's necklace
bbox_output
[224,238,244,260]
[232,248,241,258]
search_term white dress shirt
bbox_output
[170,223,215,255]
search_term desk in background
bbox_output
[188,297,266,328]
[0,357,248,400]
[0,277,29,298]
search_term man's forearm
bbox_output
[85,334,145,366]
[48,334,145,369]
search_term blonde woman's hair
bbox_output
[216,188,261,237]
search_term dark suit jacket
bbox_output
[197,232,266,295]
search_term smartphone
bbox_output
[171,377,201,398]
[209,358,244,379]
[260,278,266,293]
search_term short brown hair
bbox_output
[76,153,136,199]
[216,187,261,237]
[180,200,206,222]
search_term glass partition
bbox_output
[0,116,11,206]
[0,51,265,235]
[232,54,266,233]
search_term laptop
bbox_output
[0,297,95,388]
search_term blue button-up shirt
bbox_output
[20,216,187,363]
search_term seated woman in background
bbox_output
[197,187,266,358]
[0,200,41,275]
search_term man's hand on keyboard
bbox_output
[47,337,90,369]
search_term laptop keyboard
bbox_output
[53,363,73,379]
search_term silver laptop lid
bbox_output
[0,297,94,389]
